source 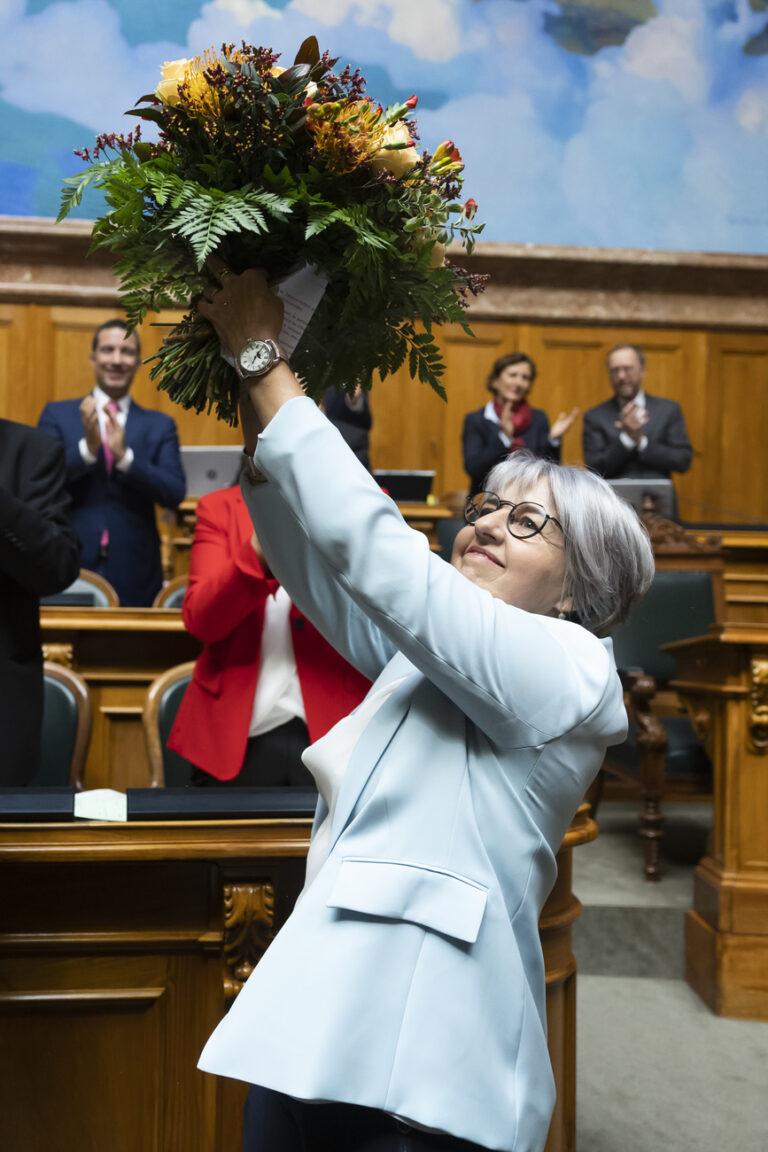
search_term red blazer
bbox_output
[168,487,370,780]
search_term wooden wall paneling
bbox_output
[435,320,518,496]
[368,359,448,478]
[517,324,608,466]
[0,304,37,426]
[706,333,768,524]
[24,305,241,450]
[0,304,18,422]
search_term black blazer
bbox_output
[462,406,559,497]
[0,419,81,784]
[582,393,692,481]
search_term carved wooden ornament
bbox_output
[748,658,768,755]
[42,643,74,668]
[222,881,275,997]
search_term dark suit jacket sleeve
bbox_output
[182,493,271,645]
[0,432,81,596]
[638,400,692,474]
[462,410,509,488]
[37,402,96,482]
[583,399,693,477]
[581,406,635,476]
[116,415,186,509]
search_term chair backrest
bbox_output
[610,569,715,685]
[152,576,188,609]
[436,517,465,563]
[32,663,92,789]
[40,568,120,608]
[142,662,197,786]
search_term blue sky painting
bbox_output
[2,0,767,253]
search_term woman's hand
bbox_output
[198,254,304,431]
[550,407,579,440]
[498,399,517,439]
[198,257,284,358]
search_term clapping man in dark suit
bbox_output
[0,420,81,783]
[38,320,186,606]
[582,343,693,486]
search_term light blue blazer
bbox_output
[198,398,627,1152]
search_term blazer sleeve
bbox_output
[37,402,96,483]
[116,414,186,509]
[182,494,271,644]
[462,410,508,489]
[639,400,693,474]
[0,432,81,596]
[247,399,621,749]
[581,406,635,477]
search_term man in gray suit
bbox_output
[582,343,692,485]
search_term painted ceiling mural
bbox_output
[2,0,767,252]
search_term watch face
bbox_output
[239,340,274,375]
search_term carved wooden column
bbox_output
[665,623,768,1019]
[541,803,597,1152]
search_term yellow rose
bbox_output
[155,58,190,106]
[428,240,446,268]
[369,121,419,178]
[412,230,445,268]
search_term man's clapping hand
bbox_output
[615,400,649,443]
[79,396,101,456]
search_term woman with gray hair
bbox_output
[195,264,654,1152]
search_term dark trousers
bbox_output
[191,717,315,787]
[242,1085,493,1152]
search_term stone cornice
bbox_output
[1,216,767,328]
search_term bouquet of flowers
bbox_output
[58,36,486,424]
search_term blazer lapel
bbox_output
[640,393,661,438]
[124,399,143,444]
[326,657,417,852]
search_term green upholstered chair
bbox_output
[603,569,715,880]
[436,517,465,563]
[142,662,197,787]
[152,576,188,609]
[40,568,119,608]
[32,663,92,789]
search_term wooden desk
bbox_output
[0,806,595,1152]
[665,623,768,1019]
[40,607,201,790]
[718,529,768,624]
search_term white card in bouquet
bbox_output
[219,265,328,368]
[274,265,328,357]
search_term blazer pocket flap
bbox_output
[327,857,487,944]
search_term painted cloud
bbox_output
[1,0,767,252]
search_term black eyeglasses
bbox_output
[464,492,563,540]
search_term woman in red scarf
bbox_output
[462,353,578,497]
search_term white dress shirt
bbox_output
[78,386,134,471]
[248,585,305,738]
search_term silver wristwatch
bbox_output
[236,338,285,379]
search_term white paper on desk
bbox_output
[73,789,127,823]
[219,265,327,368]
